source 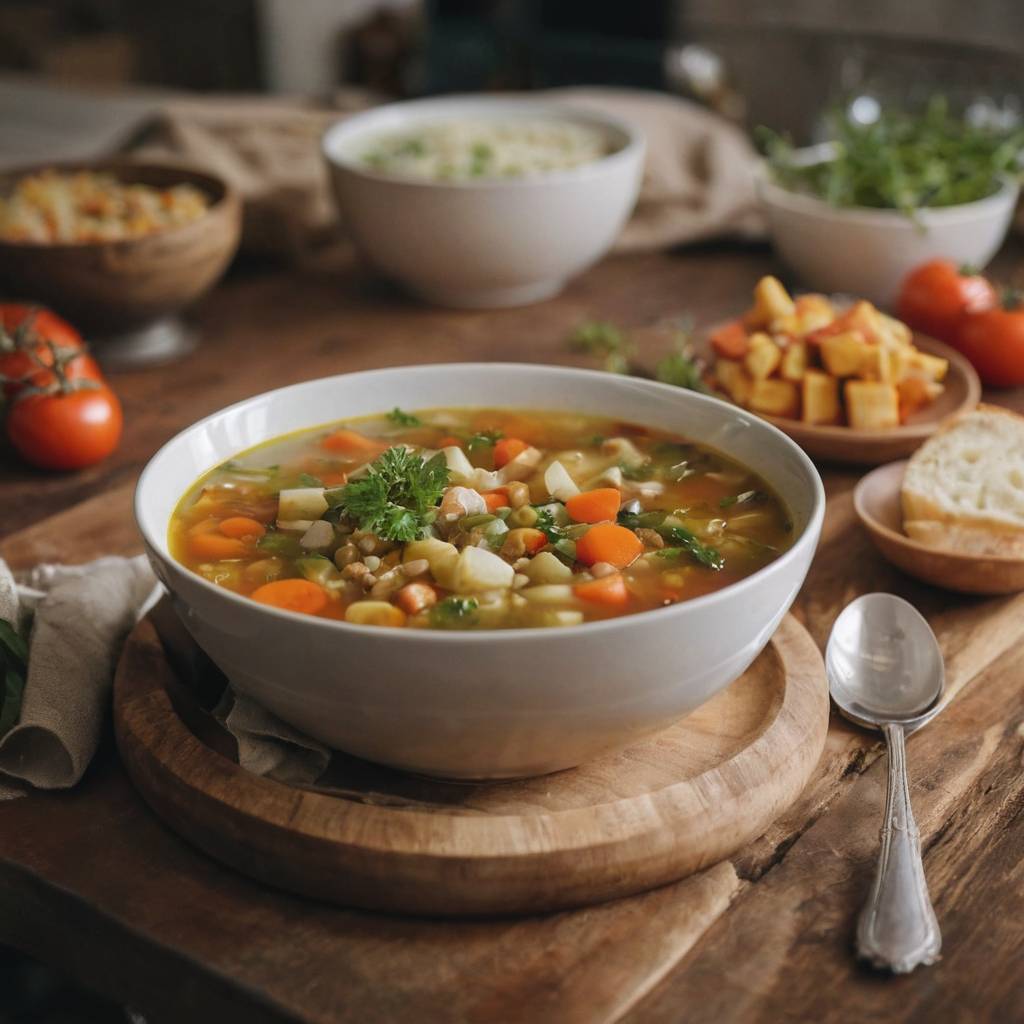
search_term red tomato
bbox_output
[6,384,122,470]
[0,304,101,395]
[956,306,1024,388]
[896,260,996,342]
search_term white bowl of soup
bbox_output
[322,96,644,309]
[136,364,824,779]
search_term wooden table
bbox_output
[2,243,1024,1023]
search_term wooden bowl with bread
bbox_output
[0,160,241,333]
[854,405,1024,594]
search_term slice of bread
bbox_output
[901,404,1024,557]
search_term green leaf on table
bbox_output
[0,619,28,666]
[0,666,24,735]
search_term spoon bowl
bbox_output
[826,593,945,731]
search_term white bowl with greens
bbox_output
[757,106,1022,308]
[322,96,644,309]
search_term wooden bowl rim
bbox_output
[0,158,240,253]
[853,459,1024,567]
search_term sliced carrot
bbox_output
[190,532,248,560]
[437,435,462,448]
[481,489,510,513]
[709,320,749,359]
[574,523,643,568]
[493,437,527,468]
[574,573,629,606]
[321,428,383,455]
[395,581,438,615]
[218,516,267,539]
[519,528,549,554]
[251,578,328,616]
[565,487,621,524]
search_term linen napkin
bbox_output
[0,556,158,800]
[124,86,763,265]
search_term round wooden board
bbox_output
[113,612,829,918]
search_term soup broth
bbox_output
[170,408,793,629]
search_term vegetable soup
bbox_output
[170,408,793,630]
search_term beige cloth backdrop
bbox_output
[127,87,764,264]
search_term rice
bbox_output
[360,119,613,181]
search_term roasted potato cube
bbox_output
[749,378,799,419]
[794,293,835,334]
[744,276,795,329]
[897,378,943,422]
[709,319,749,359]
[744,332,782,380]
[801,370,840,425]
[858,344,908,384]
[779,339,808,382]
[715,358,753,406]
[906,351,949,382]
[845,381,900,430]
[820,331,871,377]
[878,313,913,348]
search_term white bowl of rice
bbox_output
[322,96,645,309]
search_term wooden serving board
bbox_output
[113,608,829,917]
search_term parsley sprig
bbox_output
[387,407,422,427]
[657,526,724,571]
[334,446,449,542]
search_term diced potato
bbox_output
[905,351,949,382]
[878,313,913,348]
[404,537,459,588]
[820,331,871,377]
[749,378,799,419]
[744,276,795,329]
[779,339,808,382]
[794,293,835,333]
[709,320,749,359]
[858,344,905,384]
[715,358,753,406]
[533,609,585,628]
[801,371,840,425]
[845,381,900,430]
[520,584,577,605]
[768,313,801,337]
[523,551,573,585]
[345,601,406,628]
[743,332,782,380]
[897,378,944,423]
[278,487,328,521]
[451,545,515,591]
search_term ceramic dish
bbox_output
[0,160,241,333]
[322,96,644,309]
[135,364,825,780]
[700,331,981,466]
[756,147,1018,308]
[855,460,1024,595]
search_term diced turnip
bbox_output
[278,487,328,521]
[543,460,580,501]
[403,537,460,588]
[276,519,315,532]
[520,584,576,605]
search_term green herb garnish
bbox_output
[658,526,724,571]
[387,407,422,427]
[466,430,503,452]
[297,473,324,488]
[337,446,449,542]
[569,321,634,374]
[533,505,567,542]
[761,97,1024,219]
[618,460,651,481]
[430,596,480,629]
[0,619,28,736]
[257,532,304,558]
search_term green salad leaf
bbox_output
[338,446,449,542]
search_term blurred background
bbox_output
[0,0,1022,167]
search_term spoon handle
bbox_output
[857,722,941,973]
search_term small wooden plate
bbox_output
[699,329,981,466]
[114,611,829,918]
[854,461,1024,595]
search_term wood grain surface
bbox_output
[112,612,828,916]
[2,242,1024,1022]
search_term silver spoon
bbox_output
[825,593,945,973]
